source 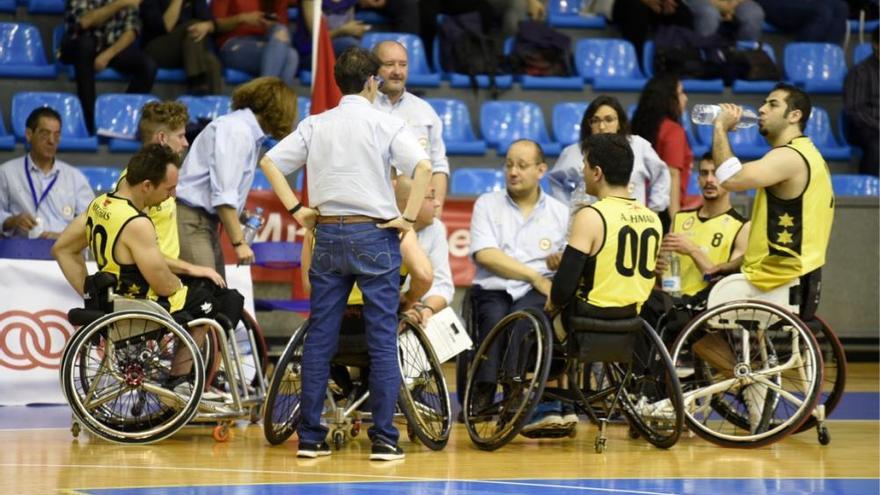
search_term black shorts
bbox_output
[173,278,244,329]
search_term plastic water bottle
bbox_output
[241,207,264,245]
[691,104,759,128]
[28,217,44,239]
[661,253,682,298]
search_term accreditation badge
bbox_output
[539,238,551,251]
[62,205,73,217]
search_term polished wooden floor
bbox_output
[2,364,878,494]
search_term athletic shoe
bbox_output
[521,400,564,434]
[369,441,405,461]
[297,441,331,458]
[171,381,225,402]
[560,403,579,428]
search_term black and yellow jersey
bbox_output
[576,197,662,311]
[672,208,747,296]
[117,169,180,259]
[86,193,187,312]
[742,137,834,290]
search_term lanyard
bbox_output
[24,155,59,212]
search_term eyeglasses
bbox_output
[34,128,61,140]
[589,116,618,126]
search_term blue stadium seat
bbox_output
[11,92,97,151]
[836,109,862,159]
[695,105,768,159]
[681,112,709,158]
[804,106,851,161]
[853,42,873,65]
[575,38,647,91]
[848,19,880,33]
[0,0,15,13]
[686,167,701,196]
[480,101,561,155]
[223,68,252,85]
[502,37,583,90]
[297,96,310,123]
[451,168,505,195]
[731,41,779,94]
[355,9,390,24]
[425,98,487,155]
[0,108,15,150]
[783,42,846,94]
[27,0,62,14]
[178,95,232,123]
[298,70,312,85]
[52,24,131,81]
[547,0,607,29]
[0,23,57,79]
[251,168,271,190]
[831,174,879,196]
[360,32,441,87]
[79,166,122,193]
[95,94,159,152]
[551,101,588,146]
[642,41,724,93]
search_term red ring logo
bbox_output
[0,310,75,370]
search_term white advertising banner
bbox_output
[0,259,254,406]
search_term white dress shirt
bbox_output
[373,91,450,176]
[266,95,429,220]
[416,220,454,304]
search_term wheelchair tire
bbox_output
[463,308,553,451]
[263,321,307,445]
[605,321,684,449]
[795,315,847,433]
[61,310,204,444]
[396,318,452,451]
[671,301,823,448]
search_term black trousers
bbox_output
[612,0,694,60]
[144,20,222,94]
[60,33,157,133]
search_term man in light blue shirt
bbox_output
[0,107,93,239]
[175,76,297,277]
[372,40,450,215]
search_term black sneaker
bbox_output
[297,441,331,458]
[369,441,405,461]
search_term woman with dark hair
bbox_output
[631,75,692,218]
[548,95,670,215]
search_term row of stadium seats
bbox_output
[74,165,303,194]
[0,22,873,94]
[0,91,860,162]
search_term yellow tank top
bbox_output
[673,208,747,296]
[117,169,180,259]
[86,193,187,312]
[346,266,410,305]
[742,137,834,290]
[577,197,662,311]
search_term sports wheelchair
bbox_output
[459,292,685,453]
[61,272,268,444]
[665,273,845,448]
[262,313,452,451]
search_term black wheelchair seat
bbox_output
[67,308,107,326]
[566,316,644,364]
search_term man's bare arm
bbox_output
[124,218,182,297]
[52,214,90,296]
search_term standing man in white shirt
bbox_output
[259,47,433,461]
[175,76,297,278]
[0,107,93,239]
[372,40,450,215]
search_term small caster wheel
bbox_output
[406,424,418,444]
[212,424,232,442]
[628,427,640,439]
[71,421,81,438]
[817,425,831,445]
[250,404,262,424]
[350,421,361,438]
[332,430,345,450]
[594,438,606,453]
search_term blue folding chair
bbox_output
[425,98,487,155]
[480,101,561,155]
[731,41,779,94]
[551,102,588,146]
[0,238,54,259]
[642,41,724,93]
[0,22,57,79]
[695,105,768,159]
[79,166,122,194]
[853,42,873,66]
[177,95,232,123]
[11,92,97,151]
[831,174,879,196]
[547,0,607,29]
[95,94,159,152]
[450,168,505,195]
[360,32,441,87]
[804,106,851,161]
[575,38,647,91]
[783,42,846,94]
[298,96,311,124]
[26,0,63,14]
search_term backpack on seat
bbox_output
[509,20,573,77]
[652,25,733,82]
[438,12,505,93]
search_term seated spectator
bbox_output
[843,29,879,176]
[612,0,694,59]
[358,0,420,35]
[212,0,299,86]
[140,0,222,94]
[61,0,158,134]
[754,0,849,43]
[0,107,93,239]
[295,0,377,67]
[683,0,764,41]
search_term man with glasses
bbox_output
[0,107,93,239]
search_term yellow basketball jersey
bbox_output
[742,137,834,290]
[86,193,187,312]
[673,208,747,296]
[118,169,180,259]
[576,197,662,311]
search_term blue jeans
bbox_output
[755,0,848,43]
[298,223,402,445]
[220,23,299,85]
[685,0,765,41]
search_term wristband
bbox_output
[402,216,416,224]
[716,157,743,184]
[288,203,304,216]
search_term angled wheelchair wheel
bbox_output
[396,318,452,451]
[605,322,684,449]
[263,321,307,445]
[62,310,204,444]
[795,315,846,436]
[463,308,553,451]
[671,301,823,448]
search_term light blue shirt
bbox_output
[266,95,429,219]
[469,189,569,301]
[0,154,93,237]
[373,91,450,176]
[176,109,266,214]
[417,220,454,304]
